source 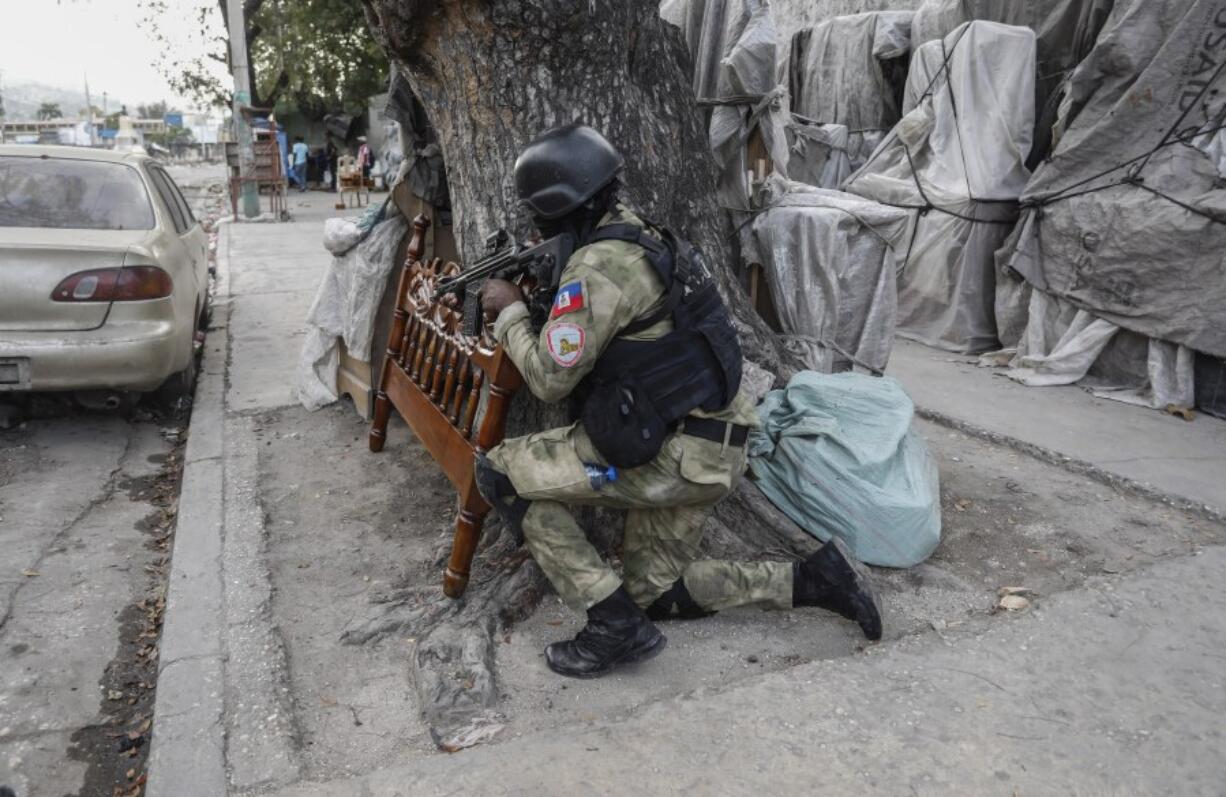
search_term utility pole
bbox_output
[226,0,260,218]
[84,73,97,147]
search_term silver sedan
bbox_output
[0,145,210,404]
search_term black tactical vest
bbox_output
[577,222,743,468]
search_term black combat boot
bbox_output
[545,587,667,678]
[793,537,883,641]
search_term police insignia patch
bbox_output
[550,281,585,318]
[546,323,585,368]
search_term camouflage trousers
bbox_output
[485,421,793,613]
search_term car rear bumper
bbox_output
[0,319,184,393]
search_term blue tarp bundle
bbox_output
[748,371,941,568]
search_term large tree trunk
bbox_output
[354,0,807,745]
[361,0,783,370]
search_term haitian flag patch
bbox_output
[550,281,585,318]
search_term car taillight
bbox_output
[51,267,173,302]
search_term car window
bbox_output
[0,156,156,230]
[146,166,189,234]
[162,170,198,229]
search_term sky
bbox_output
[0,0,227,110]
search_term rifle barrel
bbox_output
[433,248,518,298]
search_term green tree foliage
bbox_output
[36,102,63,120]
[141,0,387,118]
[137,101,171,119]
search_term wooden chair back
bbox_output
[368,214,523,598]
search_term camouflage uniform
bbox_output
[486,205,793,613]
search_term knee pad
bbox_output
[474,454,530,533]
[645,578,713,621]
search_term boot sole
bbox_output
[548,632,668,680]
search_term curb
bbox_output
[915,406,1225,524]
[145,222,232,797]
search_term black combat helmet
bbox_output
[514,124,624,220]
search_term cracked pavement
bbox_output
[0,410,176,796]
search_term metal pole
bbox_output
[84,74,96,147]
[226,0,260,218]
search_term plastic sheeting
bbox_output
[998,290,1195,411]
[297,214,408,411]
[783,11,913,173]
[1005,0,1226,359]
[910,0,1114,166]
[746,174,910,373]
[664,0,792,208]
[748,371,941,569]
[385,68,450,208]
[707,1,792,208]
[785,120,851,189]
[844,21,1035,355]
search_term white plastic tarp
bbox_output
[785,120,851,190]
[708,1,792,208]
[663,0,791,208]
[297,214,407,410]
[747,175,910,373]
[1000,289,1195,410]
[1005,0,1226,359]
[748,371,941,569]
[844,21,1036,355]
[911,0,1115,165]
[783,11,914,173]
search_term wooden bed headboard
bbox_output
[369,214,524,598]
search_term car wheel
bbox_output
[153,337,199,407]
[199,295,212,331]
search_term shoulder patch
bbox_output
[550,281,585,318]
[546,323,586,368]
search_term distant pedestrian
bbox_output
[324,133,339,191]
[291,136,309,192]
[357,136,372,184]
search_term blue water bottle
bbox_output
[584,463,619,490]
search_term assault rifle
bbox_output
[433,229,575,335]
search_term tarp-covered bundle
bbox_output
[844,21,1036,354]
[911,0,1115,165]
[783,11,913,179]
[748,371,941,568]
[745,175,910,372]
[663,0,791,208]
[297,212,407,411]
[1006,0,1226,359]
[994,0,1226,409]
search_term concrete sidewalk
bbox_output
[146,198,1226,795]
[888,338,1226,516]
[146,191,358,796]
[277,544,1226,795]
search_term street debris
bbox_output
[432,712,507,753]
[995,587,1036,613]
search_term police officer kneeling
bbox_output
[476,124,882,679]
